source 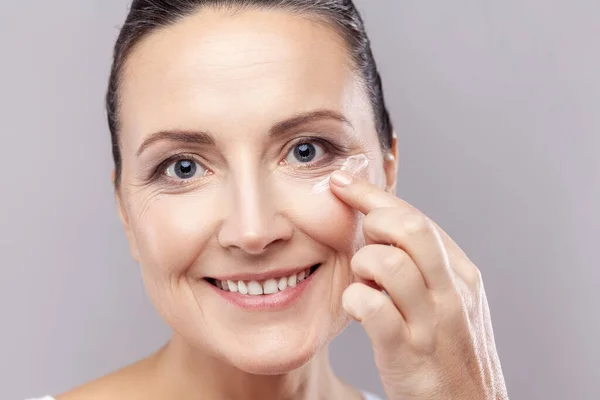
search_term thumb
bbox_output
[342,283,409,347]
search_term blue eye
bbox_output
[165,159,206,180]
[285,142,326,164]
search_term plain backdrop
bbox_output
[1,1,599,399]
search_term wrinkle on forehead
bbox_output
[122,8,351,88]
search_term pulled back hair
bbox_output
[107,0,393,186]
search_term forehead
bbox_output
[119,8,373,148]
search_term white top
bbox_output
[28,392,383,400]
[362,391,384,400]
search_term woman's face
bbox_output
[117,8,395,374]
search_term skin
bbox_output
[58,6,507,400]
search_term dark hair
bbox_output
[107,0,393,187]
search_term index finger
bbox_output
[329,170,410,214]
[330,169,472,282]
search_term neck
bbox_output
[153,334,357,400]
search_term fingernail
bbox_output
[330,170,353,187]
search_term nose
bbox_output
[217,168,293,255]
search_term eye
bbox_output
[285,142,326,165]
[164,159,206,180]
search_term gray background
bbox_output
[1,1,598,399]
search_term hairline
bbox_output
[114,4,370,148]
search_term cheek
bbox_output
[128,192,219,278]
[277,183,363,254]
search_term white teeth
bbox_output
[247,281,263,295]
[215,266,319,295]
[238,280,248,295]
[263,279,279,294]
[278,277,288,291]
[288,274,297,287]
[298,270,306,282]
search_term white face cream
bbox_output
[312,154,370,194]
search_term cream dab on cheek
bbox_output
[311,154,369,194]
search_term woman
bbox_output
[31,0,508,399]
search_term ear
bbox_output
[112,170,140,263]
[383,132,398,194]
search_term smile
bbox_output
[204,263,323,310]
[206,264,321,296]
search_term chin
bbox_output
[229,348,316,375]
[218,315,352,375]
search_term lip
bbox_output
[206,264,322,311]
[205,264,319,282]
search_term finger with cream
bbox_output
[312,154,370,194]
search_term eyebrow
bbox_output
[136,109,352,157]
[136,130,214,157]
[269,109,352,137]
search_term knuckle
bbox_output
[363,207,399,231]
[380,250,409,278]
[403,213,432,237]
[465,266,483,291]
[411,327,437,355]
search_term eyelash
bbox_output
[282,136,346,168]
[148,136,347,184]
[148,153,207,184]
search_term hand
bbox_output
[329,170,508,400]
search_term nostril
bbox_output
[239,236,285,255]
[218,214,294,255]
[238,233,269,254]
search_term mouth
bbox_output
[204,263,322,296]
